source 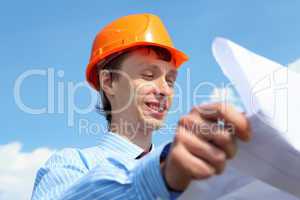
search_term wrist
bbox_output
[160,144,183,193]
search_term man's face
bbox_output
[110,48,177,131]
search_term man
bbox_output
[31,13,251,200]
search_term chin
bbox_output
[142,116,164,130]
[137,110,165,131]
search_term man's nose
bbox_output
[155,77,173,97]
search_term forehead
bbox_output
[121,47,177,72]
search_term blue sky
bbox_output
[1,0,300,152]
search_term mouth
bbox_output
[144,101,168,118]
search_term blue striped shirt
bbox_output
[31,132,179,200]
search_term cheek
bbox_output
[133,81,157,98]
[168,94,174,105]
[115,79,133,106]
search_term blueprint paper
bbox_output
[180,38,300,199]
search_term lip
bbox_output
[144,101,168,119]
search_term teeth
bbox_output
[147,103,164,112]
[150,104,158,110]
[159,103,164,112]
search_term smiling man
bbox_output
[31,13,251,200]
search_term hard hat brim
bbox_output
[86,42,188,91]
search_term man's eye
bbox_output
[142,74,154,80]
[167,80,175,87]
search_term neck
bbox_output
[109,118,153,151]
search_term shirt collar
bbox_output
[98,131,152,159]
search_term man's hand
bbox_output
[161,103,251,191]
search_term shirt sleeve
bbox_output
[31,144,181,200]
[31,148,90,200]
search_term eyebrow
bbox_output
[138,62,178,76]
[168,69,178,78]
[146,64,178,74]
[146,64,160,71]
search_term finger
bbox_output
[208,129,237,159]
[196,103,251,142]
[178,115,237,159]
[192,125,237,159]
[177,114,210,138]
[177,126,227,174]
[173,142,216,179]
[196,125,237,159]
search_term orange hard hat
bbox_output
[86,13,189,91]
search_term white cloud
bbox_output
[0,142,53,200]
[288,58,300,73]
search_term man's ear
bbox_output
[99,70,116,96]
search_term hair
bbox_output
[95,45,172,127]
